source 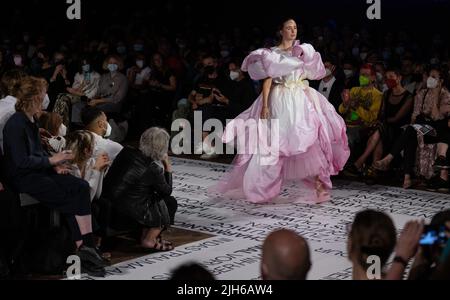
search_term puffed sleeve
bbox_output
[292,43,326,80]
[241,48,303,80]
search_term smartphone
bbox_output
[419,225,447,246]
[197,87,212,97]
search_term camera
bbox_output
[419,225,448,246]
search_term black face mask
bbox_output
[204,66,216,76]
[412,73,423,83]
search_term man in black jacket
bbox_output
[310,57,345,112]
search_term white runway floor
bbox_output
[84,158,450,280]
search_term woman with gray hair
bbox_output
[101,127,177,251]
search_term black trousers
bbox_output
[0,188,22,271]
[164,196,178,226]
[15,172,91,242]
[389,126,418,175]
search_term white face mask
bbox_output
[376,72,384,81]
[41,94,50,110]
[58,124,67,137]
[14,56,23,66]
[427,77,439,89]
[104,122,112,138]
[136,60,144,69]
[325,68,332,77]
[229,70,240,81]
[344,69,354,79]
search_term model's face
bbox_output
[280,20,297,42]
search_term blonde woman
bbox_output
[65,130,110,201]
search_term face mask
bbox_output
[82,64,90,73]
[116,46,126,54]
[23,35,30,43]
[58,124,67,137]
[104,122,112,138]
[107,64,118,73]
[427,77,439,89]
[352,47,360,57]
[376,72,383,82]
[136,60,144,69]
[382,51,391,61]
[412,73,423,83]
[430,58,439,65]
[325,68,333,77]
[133,44,144,52]
[41,94,50,110]
[395,47,405,55]
[359,75,370,87]
[14,56,23,66]
[360,52,368,60]
[230,70,240,81]
[385,79,398,89]
[220,50,230,58]
[344,69,354,79]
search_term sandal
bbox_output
[141,239,174,252]
[315,179,330,202]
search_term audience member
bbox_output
[261,229,311,280]
[102,127,177,251]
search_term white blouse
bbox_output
[69,158,105,201]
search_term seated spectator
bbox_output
[374,67,450,189]
[102,127,177,251]
[81,106,123,161]
[72,55,128,123]
[0,69,28,153]
[141,52,177,130]
[261,229,311,280]
[339,64,383,156]
[227,59,257,118]
[188,65,231,159]
[409,210,450,280]
[65,130,110,201]
[347,210,396,279]
[374,62,388,93]
[2,76,107,272]
[127,53,151,90]
[38,112,67,153]
[170,262,215,280]
[54,56,101,126]
[311,57,344,111]
[9,52,31,74]
[348,67,413,174]
[36,50,71,110]
[342,58,359,89]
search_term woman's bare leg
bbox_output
[355,131,381,169]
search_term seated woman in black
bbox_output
[102,127,177,251]
[2,76,106,270]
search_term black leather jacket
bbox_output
[102,147,173,228]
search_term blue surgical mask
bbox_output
[82,64,90,73]
[107,64,118,73]
[133,44,144,52]
[116,46,126,54]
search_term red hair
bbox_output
[360,63,376,76]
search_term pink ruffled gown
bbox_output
[213,41,350,203]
